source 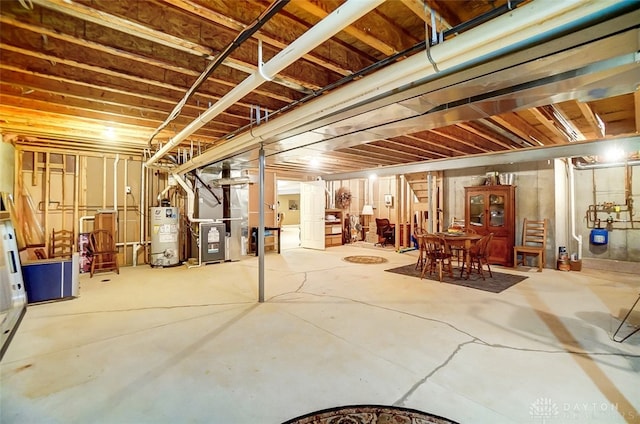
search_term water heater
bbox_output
[150,207,180,267]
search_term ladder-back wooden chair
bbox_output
[461,232,494,280]
[513,218,547,272]
[89,229,119,277]
[49,228,74,259]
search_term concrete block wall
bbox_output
[574,164,640,263]
[444,160,639,269]
[444,161,554,269]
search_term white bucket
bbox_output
[499,173,515,185]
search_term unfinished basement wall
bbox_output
[444,161,556,268]
[574,163,640,267]
[14,148,164,267]
[323,179,364,216]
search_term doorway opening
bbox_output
[277,180,301,251]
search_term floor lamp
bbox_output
[361,204,373,241]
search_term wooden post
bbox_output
[14,149,25,250]
[80,156,87,228]
[31,152,37,187]
[102,156,107,209]
[123,158,128,266]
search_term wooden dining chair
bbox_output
[461,233,493,280]
[447,218,465,265]
[464,226,478,234]
[413,227,427,270]
[421,234,453,282]
[513,218,547,272]
[49,228,74,259]
[89,229,119,277]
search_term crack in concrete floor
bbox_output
[264,266,640,410]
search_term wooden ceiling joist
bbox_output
[1,0,635,173]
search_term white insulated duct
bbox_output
[146,0,385,168]
[568,161,583,260]
[170,173,215,223]
[172,0,623,175]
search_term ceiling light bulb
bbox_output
[104,127,116,140]
[603,146,625,162]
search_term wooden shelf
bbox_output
[325,209,344,247]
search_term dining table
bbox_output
[417,232,482,280]
[438,232,483,279]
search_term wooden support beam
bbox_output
[14,150,24,249]
[163,0,353,78]
[576,101,605,138]
[29,0,320,92]
[0,69,249,126]
[399,0,452,31]
[102,157,107,209]
[456,122,514,150]
[401,135,452,158]
[529,107,570,142]
[293,0,398,56]
[429,128,491,153]
[490,113,556,146]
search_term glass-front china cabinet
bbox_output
[465,185,516,266]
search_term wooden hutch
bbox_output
[465,185,516,266]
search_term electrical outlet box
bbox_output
[125,186,131,194]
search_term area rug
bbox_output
[343,255,388,264]
[385,263,527,293]
[282,404,458,424]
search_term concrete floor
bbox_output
[1,235,639,423]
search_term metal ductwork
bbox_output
[323,135,640,181]
[210,177,252,187]
[171,0,634,175]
